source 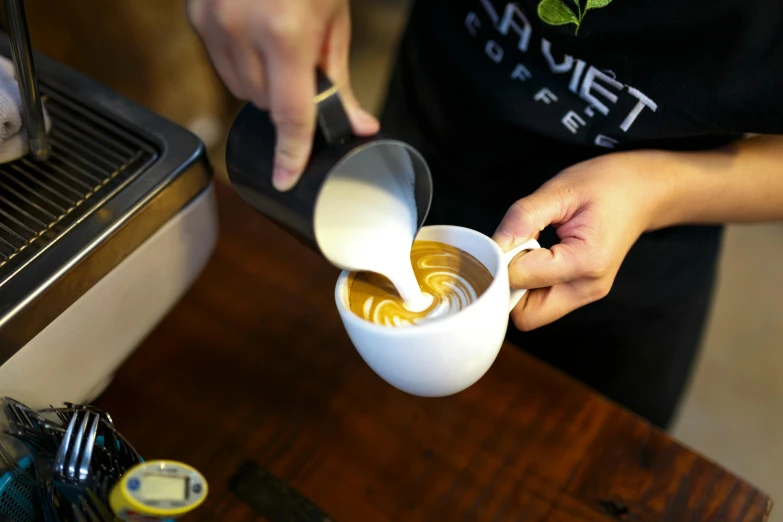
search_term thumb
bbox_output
[320,3,379,136]
[492,184,572,251]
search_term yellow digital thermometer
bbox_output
[110,460,208,521]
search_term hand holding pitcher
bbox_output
[187,0,379,190]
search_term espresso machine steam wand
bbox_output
[2,0,50,161]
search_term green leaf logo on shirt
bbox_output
[537,0,613,34]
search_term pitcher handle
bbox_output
[315,69,353,146]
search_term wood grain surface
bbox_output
[96,181,772,522]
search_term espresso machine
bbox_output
[0,1,218,408]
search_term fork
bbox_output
[52,409,102,516]
[53,410,100,485]
[44,403,115,427]
[52,411,105,520]
[70,489,115,522]
[43,404,141,473]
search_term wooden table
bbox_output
[96,182,772,522]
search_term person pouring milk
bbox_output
[187,0,783,429]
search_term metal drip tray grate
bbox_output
[0,83,158,282]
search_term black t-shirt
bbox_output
[390,0,783,196]
[380,0,774,419]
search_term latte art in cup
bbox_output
[348,240,493,326]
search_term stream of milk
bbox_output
[313,145,431,312]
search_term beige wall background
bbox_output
[21,0,783,516]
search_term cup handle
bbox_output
[503,239,542,312]
[315,69,353,146]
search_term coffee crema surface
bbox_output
[348,240,493,326]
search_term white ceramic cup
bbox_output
[335,225,541,397]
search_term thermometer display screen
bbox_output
[139,475,188,501]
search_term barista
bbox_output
[186,0,783,428]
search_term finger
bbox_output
[233,45,268,108]
[263,41,318,191]
[191,6,251,102]
[509,241,586,289]
[510,280,601,331]
[210,44,249,101]
[320,4,379,136]
[185,0,207,30]
[492,184,575,251]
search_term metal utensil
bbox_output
[0,400,149,520]
[71,491,114,522]
[42,404,141,472]
[2,0,50,160]
[53,410,99,484]
[52,411,105,522]
[86,488,114,521]
[58,404,115,427]
[3,398,60,458]
[4,399,49,435]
